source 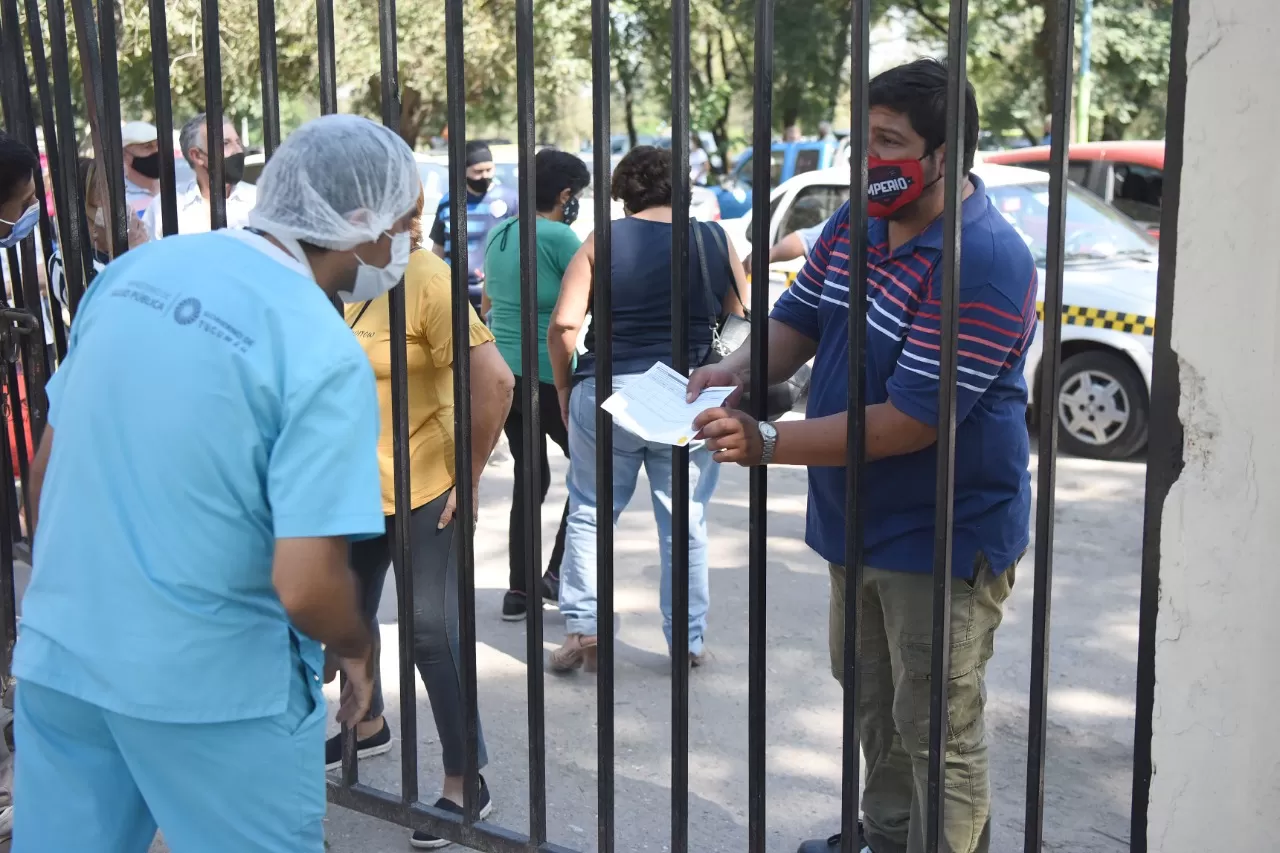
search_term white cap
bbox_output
[249,114,421,251]
[121,121,158,147]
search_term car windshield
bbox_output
[986,181,1157,264]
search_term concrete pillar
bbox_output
[1150,0,1280,849]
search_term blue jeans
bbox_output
[559,375,720,654]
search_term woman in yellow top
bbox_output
[339,194,514,849]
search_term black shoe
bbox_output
[501,591,527,622]
[541,571,559,605]
[324,719,393,770]
[410,776,493,849]
[796,822,870,853]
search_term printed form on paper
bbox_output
[599,362,737,447]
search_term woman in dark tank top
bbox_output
[546,145,748,671]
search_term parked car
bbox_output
[719,163,1160,460]
[714,139,842,219]
[982,140,1165,237]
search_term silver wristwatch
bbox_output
[758,421,778,465]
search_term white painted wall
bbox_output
[1149,1,1280,849]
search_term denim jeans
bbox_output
[558,375,720,654]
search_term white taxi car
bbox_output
[719,164,1159,460]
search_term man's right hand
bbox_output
[686,364,746,405]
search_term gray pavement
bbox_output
[319,443,1146,853]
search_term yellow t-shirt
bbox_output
[345,250,494,515]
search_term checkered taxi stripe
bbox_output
[1036,302,1156,336]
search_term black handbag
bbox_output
[691,220,810,419]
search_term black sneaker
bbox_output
[324,719,393,770]
[501,591,528,622]
[796,822,870,853]
[410,776,493,849]
[540,571,559,605]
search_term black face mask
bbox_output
[221,151,247,185]
[561,196,580,227]
[130,152,161,180]
[467,177,492,196]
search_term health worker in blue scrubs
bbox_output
[11,114,422,853]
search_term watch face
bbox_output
[760,422,777,438]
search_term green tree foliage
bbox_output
[21,0,1170,156]
[900,0,1171,143]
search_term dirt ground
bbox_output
[312,443,1145,853]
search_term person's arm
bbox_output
[687,208,849,401]
[27,427,52,541]
[719,225,749,319]
[429,210,447,259]
[548,234,594,422]
[480,283,492,316]
[463,339,513,490]
[273,537,371,658]
[267,354,387,719]
[695,280,1034,466]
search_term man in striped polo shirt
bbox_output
[691,59,1038,853]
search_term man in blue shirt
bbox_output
[691,60,1037,853]
[430,140,519,312]
[13,115,421,853]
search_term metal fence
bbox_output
[0,0,1189,849]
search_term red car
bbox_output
[982,140,1165,237]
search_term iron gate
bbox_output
[0,0,1187,849]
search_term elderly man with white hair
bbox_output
[11,114,420,853]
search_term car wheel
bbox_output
[1056,351,1148,460]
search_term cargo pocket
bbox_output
[898,632,989,776]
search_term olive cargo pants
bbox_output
[828,557,1016,853]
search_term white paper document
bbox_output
[599,362,737,446]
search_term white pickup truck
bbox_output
[718,163,1160,460]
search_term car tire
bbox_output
[1056,351,1148,460]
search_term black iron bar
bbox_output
[328,781,583,853]
[147,0,179,237]
[1023,0,1076,848]
[513,0,547,841]
[95,0,127,257]
[20,0,70,360]
[0,6,49,456]
[589,0,615,847]
[374,0,420,806]
[43,0,91,312]
[840,0,871,849]
[316,0,338,115]
[669,0,691,849]
[0,390,16,678]
[200,0,227,229]
[257,0,281,158]
[443,0,481,823]
[925,2,970,849]
[66,0,115,295]
[747,0,775,850]
[1131,0,1188,849]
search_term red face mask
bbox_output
[867,154,937,218]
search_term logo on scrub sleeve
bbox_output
[173,297,203,326]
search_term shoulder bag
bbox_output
[691,220,811,419]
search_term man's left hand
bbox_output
[693,407,763,466]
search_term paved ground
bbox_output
[315,441,1146,853]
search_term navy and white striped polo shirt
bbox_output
[770,175,1038,577]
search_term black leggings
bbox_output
[502,375,570,593]
[350,489,487,775]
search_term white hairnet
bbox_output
[248,114,420,251]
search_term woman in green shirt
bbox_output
[483,148,591,621]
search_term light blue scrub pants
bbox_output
[12,663,326,853]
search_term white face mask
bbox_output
[339,231,411,304]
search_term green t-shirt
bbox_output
[483,216,581,381]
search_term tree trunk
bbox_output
[617,59,639,148]
[1034,0,1062,128]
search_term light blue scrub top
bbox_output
[14,230,385,724]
